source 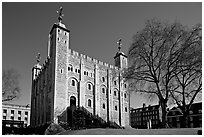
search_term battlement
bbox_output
[69,49,118,70]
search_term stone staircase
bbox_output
[59,106,121,130]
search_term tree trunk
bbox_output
[182,108,189,128]
[160,100,168,128]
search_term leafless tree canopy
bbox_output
[123,18,202,127]
[2,69,21,102]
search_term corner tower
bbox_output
[49,7,70,123]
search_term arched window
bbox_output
[87,83,92,90]
[102,103,105,109]
[71,79,75,86]
[115,105,117,111]
[68,64,73,72]
[124,93,127,98]
[114,81,117,85]
[124,83,127,88]
[88,99,91,107]
[102,77,105,82]
[102,87,105,94]
[114,91,117,96]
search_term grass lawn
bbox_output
[59,127,202,135]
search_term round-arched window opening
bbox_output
[102,103,105,109]
[102,87,105,94]
[115,105,117,111]
[124,93,127,98]
[125,107,128,112]
[88,83,92,90]
[71,79,75,86]
[102,77,105,82]
[88,99,91,107]
[114,91,117,96]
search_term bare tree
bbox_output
[123,18,201,128]
[2,69,21,102]
[169,24,202,127]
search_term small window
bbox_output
[3,109,7,113]
[88,99,91,107]
[18,117,21,121]
[102,77,105,82]
[114,81,117,85]
[25,111,28,115]
[198,109,202,113]
[18,111,21,115]
[65,40,67,44]
[114,91,117,96]
[125,107,128,112]
[71,80,75,86]
[103,103,105,109]
[60,69,63,74]
[102,87,105,94]
[25,117,28,121]
[124,84,127,88]
[124,93,127,98]
[58,37,60,41]
[88,83,92,90]
[75,69,77,73]
[58,29,60,33]
[68,65,73,72]
[65,32,67,35]
[189,110,193,114]
[84,71,86,75]
[78,69,80,73]
[11,110,14,114]
[3,116,6,120]
[11,116,14,120]
[115,106,118,111]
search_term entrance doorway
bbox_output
[70,96,76,107]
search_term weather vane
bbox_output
[117,39,122,51]
[36,53,41,63]
[56,7,64,23]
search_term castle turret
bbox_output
[32,53,42,80]
[114,39,127,69]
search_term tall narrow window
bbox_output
[114,91,117,96]
[115,105,117,111]
[114,81,117,85]
[103,103,105,109]
[71,80,75,86]
[102,77,105,82]
[88,99,91,107]
[102,87,105,94]
[88,83,92,90]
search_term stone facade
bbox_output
[30,18,129,128]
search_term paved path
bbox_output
[59,127,201,135]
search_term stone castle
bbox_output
[30,7,130,128]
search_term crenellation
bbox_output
[99,61,103,65]
[31,9,129,128]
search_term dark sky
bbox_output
[2,2,201,108]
